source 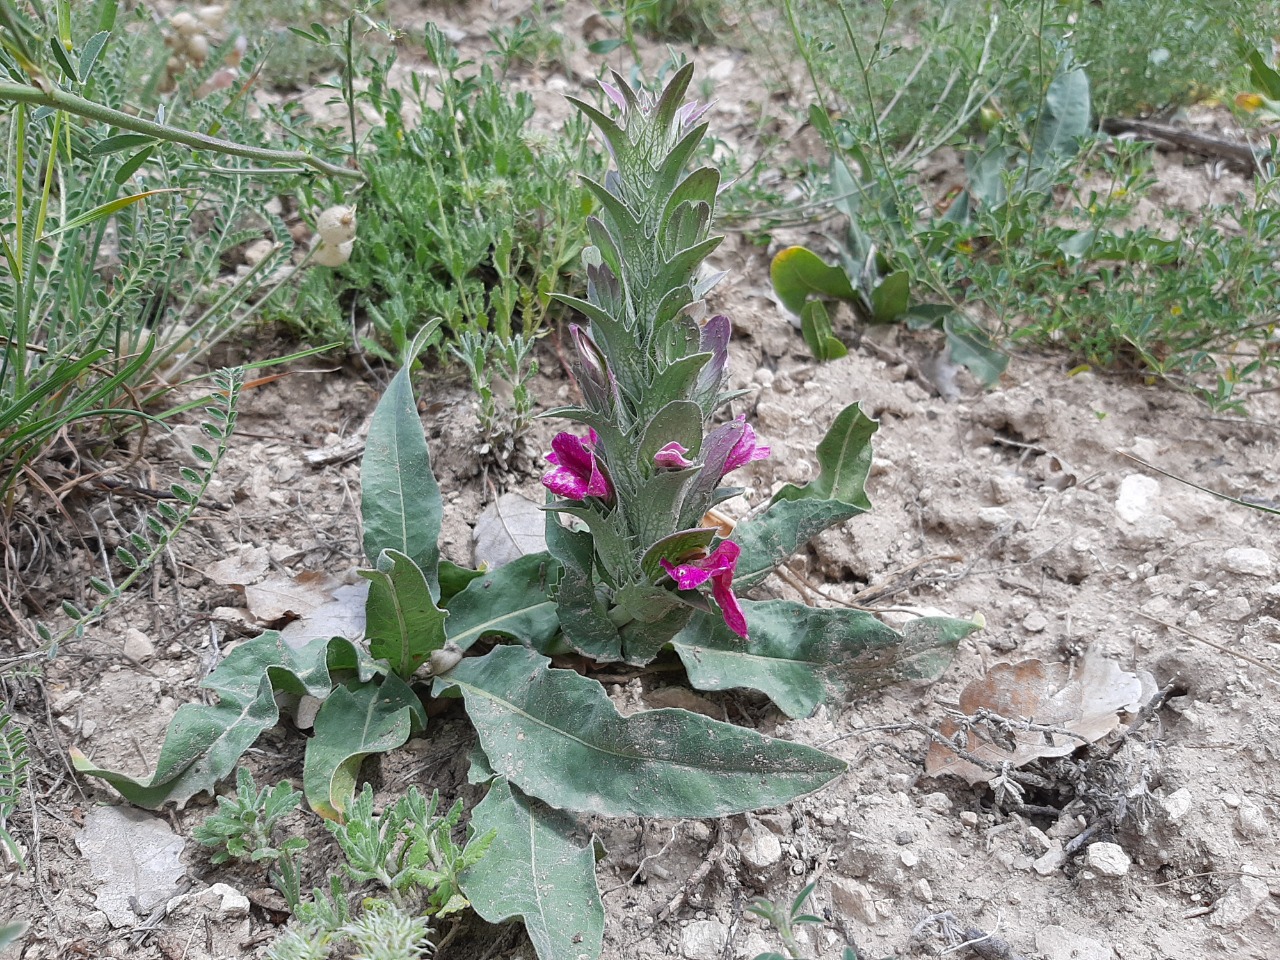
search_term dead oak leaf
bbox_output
[244,570,340,625]
[925,656,1147,785]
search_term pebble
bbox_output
[1022,612,1049,633]
[1032,840,1066,876]
[680,919,728,960]
[913,878,933,902]
[1115,474,1160,523]
[1159,788,1193,822]
[51,689,84,715]
[1236,799,1270,838]
[123,628,156,662]
[1222,547,1274,578]
[829,878,878,925]
[1209,876,1270,929]
[899,849,919,868]
[1215,597,1252,622]
[1084,842,1130,877]
[977,506,1012,527]
[959,811,979,828]
[737,827,783,872]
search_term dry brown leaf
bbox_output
[925,656,1147,785]
[244,570,340,625]
[279,581,369,650]
[204,545,271,586]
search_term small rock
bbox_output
[913,878,933,902]
[209,883,250,920]
[680,919,728,960]
[1047,814,1086,840]
[1084,842,1130,877]
[1210,876,1270,929]
[1222,793,1241,808]
[1222,547,1274,578]
[830,878,878,925]
[1032,839,1066,876]
[1022,612,1049,633]
[1159,788,1193,822]
[1115,474,1160,523]
[738,827,783,872]
[1236,799,1270,839]
[81,719,98,738]
[51,689,84,714]
[242,238,276,267]
[899,849,919,868]
[123,628,155,662]
[959,811,979,828]
[977,506,1012,527]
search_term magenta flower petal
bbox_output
[723,419,771,473]
[542,432,613,502]
[660,541,748,639]
[660,557,711,590]
[654,442,695,469]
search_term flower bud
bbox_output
[312,239,354,268]
[316,205,358,245]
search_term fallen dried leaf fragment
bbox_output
[925,656,1149,785]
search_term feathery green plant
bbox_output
[193,766,307,865]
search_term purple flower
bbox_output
[704,416,770,479]
[653,442,694,469]
[661,540,748,639]
[543,430,613,503]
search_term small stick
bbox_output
[654,826,727,925]
[1137,612,1280,680]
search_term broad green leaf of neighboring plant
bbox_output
[545,510,623,661]
[72,634,374,808]
[943,314,1009,387]
[460,777,603,960]
[800,301,848,362]
[1247,49,1280,101]
[444,552,562,652]
[770,245,857,316]
[434,645,845,818]
[672,600,980,719]
[734,403,877,588]
[360,548,447,678]
[303,673,427,821]
[869,270,910,323]
[361,359,442,598]
[1031,50,1091,170]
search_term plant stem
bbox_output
[0,81,363,181]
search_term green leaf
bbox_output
[639,400,703,466]
[461,777,603,960]
[433,645,845,818]
[1249,49,1280,101]
[800,301,847,362]
[78,30,109,82]
[545,515,623,661]
[90,133,157,156]
[362,362,442,597]
[734,403,877,588]
[303,674,426,821]
[360,549,447,678]
[673,600,978,719]
[113,145,156,185]
[943,314,1008,387]
[639,527,717,583]
[0,922,28,951]
[439,560,485,604]
[48,36,77,81]
[1032,50,1091,168]
[869,269,910,323]
[769,245,856,316]
[40,188,174,239]
[444,552,561,652]
[71,634,369,808]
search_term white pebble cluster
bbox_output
[162,5,238,91]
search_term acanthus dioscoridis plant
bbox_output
[74,64,976,960]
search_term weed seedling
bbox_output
[192,767,308,865]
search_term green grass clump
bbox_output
[286,24,600,362]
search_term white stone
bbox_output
[1222,547,1274,578]
[829,878,878,925]
[208,883,250,920]
[1032,839,1066,876]
[1022,612,1049,633]
[899,849,919,868]
[738,827,783,871]
[1236,799,1270,838]
[123,628,155,662]
[913,878,933,902]
[1084,842,1130,877]
[1215,597,1252,622]
[1159,788,1193,822]
[977,506,1012,527]
[51,689,84,714]
[1210,876,1270,929]
[1115,474,1160,523]
[680,919,729,960]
